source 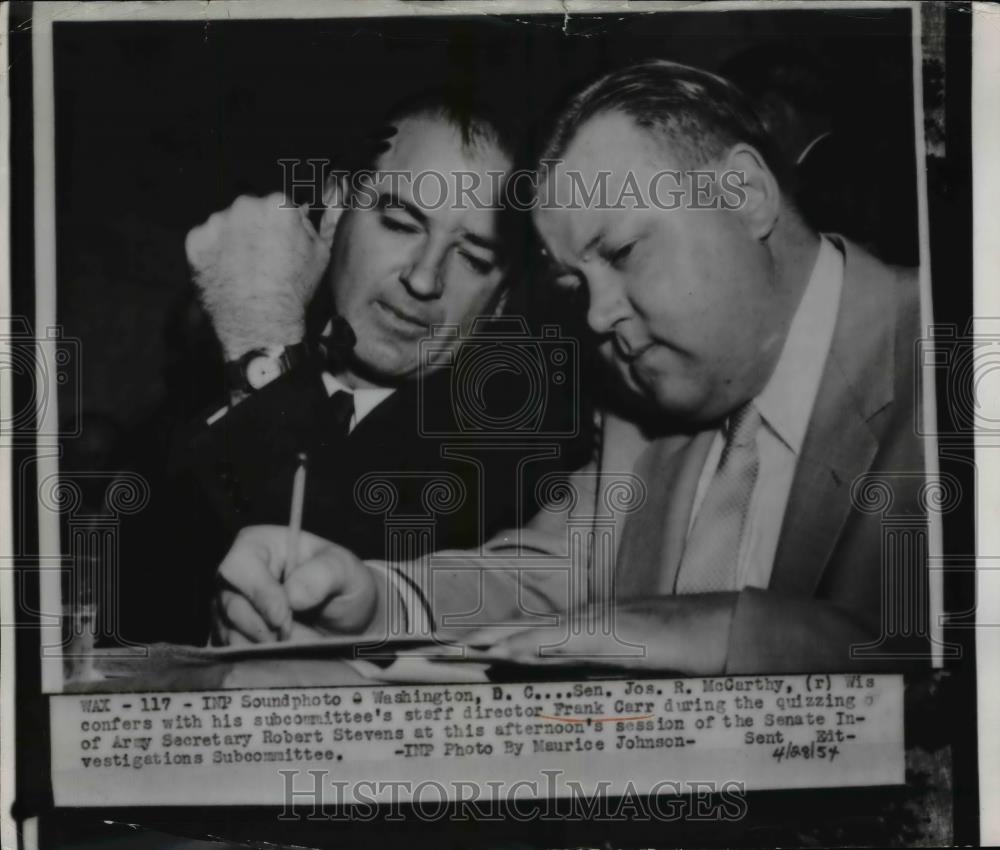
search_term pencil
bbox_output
[279,451,308,639]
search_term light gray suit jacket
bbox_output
[406,238,929,673]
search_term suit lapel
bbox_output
[348,378,420,445]
[769,237,897,596]
[769,368,879,595]
[614,429,714,599]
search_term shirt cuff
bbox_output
[366,560,435,638]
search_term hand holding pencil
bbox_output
[211,473,382,645]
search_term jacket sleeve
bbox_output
[386,460,600,639]
[724,586,929,674]
[183,366,331,531]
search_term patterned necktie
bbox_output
[674,402,761,593]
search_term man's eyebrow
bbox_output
[580,229,606,256]
[375,190,427,224]
[462,231,500,253]
[579,220,640,258]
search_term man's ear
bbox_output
[317,172,349,247]
[721,144,781,241]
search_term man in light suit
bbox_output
[212,61,929,674]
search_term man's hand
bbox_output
[185,191,343,359]
[212,525,384,645]
[469,594,738,675]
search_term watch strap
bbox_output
[224,342,309,395]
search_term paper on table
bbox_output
[344,656,491,683]
[190,634,497,685]
[194,633,497,661]
[196,634,675,673]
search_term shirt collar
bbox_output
[754,235,845,454]
[316,320,395,426]
[320,372,395,428]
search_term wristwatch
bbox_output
[224,343,308,394]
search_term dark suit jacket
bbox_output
[413,238,931,673]
[117,355,589,644]
[186,365,583,557]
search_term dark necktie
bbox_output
[322,389,355,439]
[319,317,357,372]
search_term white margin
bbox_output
[21,0,942,24]
[0,8,19,850]
[974,2,1000,845]
[32,7,63,694]
[911,4,943,667]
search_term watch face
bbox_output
[245,355,282,390]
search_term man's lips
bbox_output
[612,333,654,363]
[375,300,434,333]
[608,339,667,389]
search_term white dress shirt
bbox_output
[206,365,394,431]
[319,372,394,433]
[683,235,845,591]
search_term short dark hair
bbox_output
[539,59,790,188]
[344,87,517,175]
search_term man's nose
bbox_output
[400,239,445,300]
[585,274,629,336]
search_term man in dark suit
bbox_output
[122,93,585,645]
[212,61,930,674]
